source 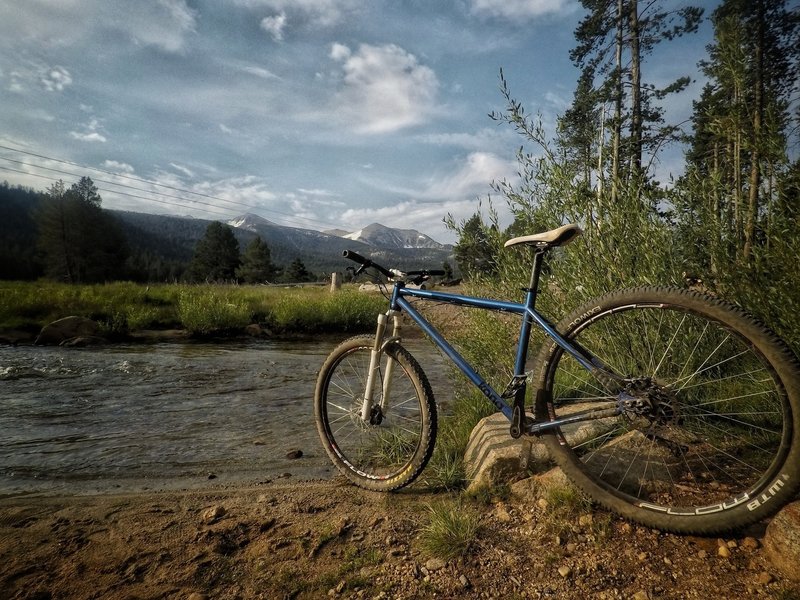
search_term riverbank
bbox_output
[0,281,388,344]
[2,478,796,600]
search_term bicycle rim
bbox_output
[315,337,435,491]
[535,287,800,533]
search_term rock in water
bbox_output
[35,316,100,346]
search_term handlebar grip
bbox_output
[342,249,369,265]
[342,249,393,278]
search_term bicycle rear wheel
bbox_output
[315,336,437,491]
[532,287,800,533]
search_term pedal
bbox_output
[501,375,528,399]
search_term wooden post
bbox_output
[330,272,341,292]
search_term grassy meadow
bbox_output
[0,281,387,337]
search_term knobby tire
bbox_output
[314,336,437,491]
[532,287,800,534]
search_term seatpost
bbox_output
[527,246,546,307]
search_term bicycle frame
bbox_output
[354,270,634,435]
[394,285,626,432]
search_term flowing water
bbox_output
[0,337,451,497]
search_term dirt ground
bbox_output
[2,476,799,600]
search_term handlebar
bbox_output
[342,250,446,282]
[342,249,393,278]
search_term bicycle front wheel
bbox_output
[532,287,800,533]
[315,336,437,491]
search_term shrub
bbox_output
[418,501,481,560]
[178,289,252,334]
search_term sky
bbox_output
[0,0,713,244]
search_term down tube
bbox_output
[394,295,513,420]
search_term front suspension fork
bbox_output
[360,311,401,421]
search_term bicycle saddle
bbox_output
[504,223,582,249]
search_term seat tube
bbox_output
[361,312,389,421]
[514,294,535,375]
[514,249,544,375]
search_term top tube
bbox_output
[395,284,601,376]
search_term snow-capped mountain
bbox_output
[224,214,453,273]
[326,222,448,250]
[227,213,281,232]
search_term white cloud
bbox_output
[261,12,287,41]
[420,152,517,200]
[330,42,350,61]
[0,0,196,53]
[234,63,280,80]
[234,0,361,28]
[170,163,195,178]
[70,131,107,143]
[8,71,25,93]
[102,160,135,174]
[297,188,339,197]
[192,175,278,206]
[347,151,519,242]
[40,66,72,91]
[417,128,514,153]
[69,118,107,143]
[329,43,439,134]
[125,0,197,52]
[469,0,575,20]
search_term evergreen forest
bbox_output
[0,178,313,284]
[448,0,800,354]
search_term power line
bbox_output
[0,141,348,232]
[0,157,241,217]
[0,164,233,218]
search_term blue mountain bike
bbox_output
[314,224,800,533]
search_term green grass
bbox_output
[418,501,481,560]
[424,383,498,491]
[0,281,386,336]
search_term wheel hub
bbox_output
[622,378,678,425]
[369,404,384,425]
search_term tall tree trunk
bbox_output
[743,0,765,262]
[610,0,624,206]
[628,0,643,179]
[596,102,606,233]
[711,141,721,277]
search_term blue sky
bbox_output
[0,0,712,243]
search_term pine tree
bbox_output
[564,0,703,208]
[284,258,313,283]
[71,176,102,207]
[37,180,78,282]
[36,177,127,282]
[452,213,496,279]
[187,222,240,282]
[681,0,799,265]
[236,236,276,283]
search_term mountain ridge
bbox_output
[323,222,450,250]
[218,212,453,274]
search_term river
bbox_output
[0,338,451,497]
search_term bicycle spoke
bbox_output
[540,289,800,530]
